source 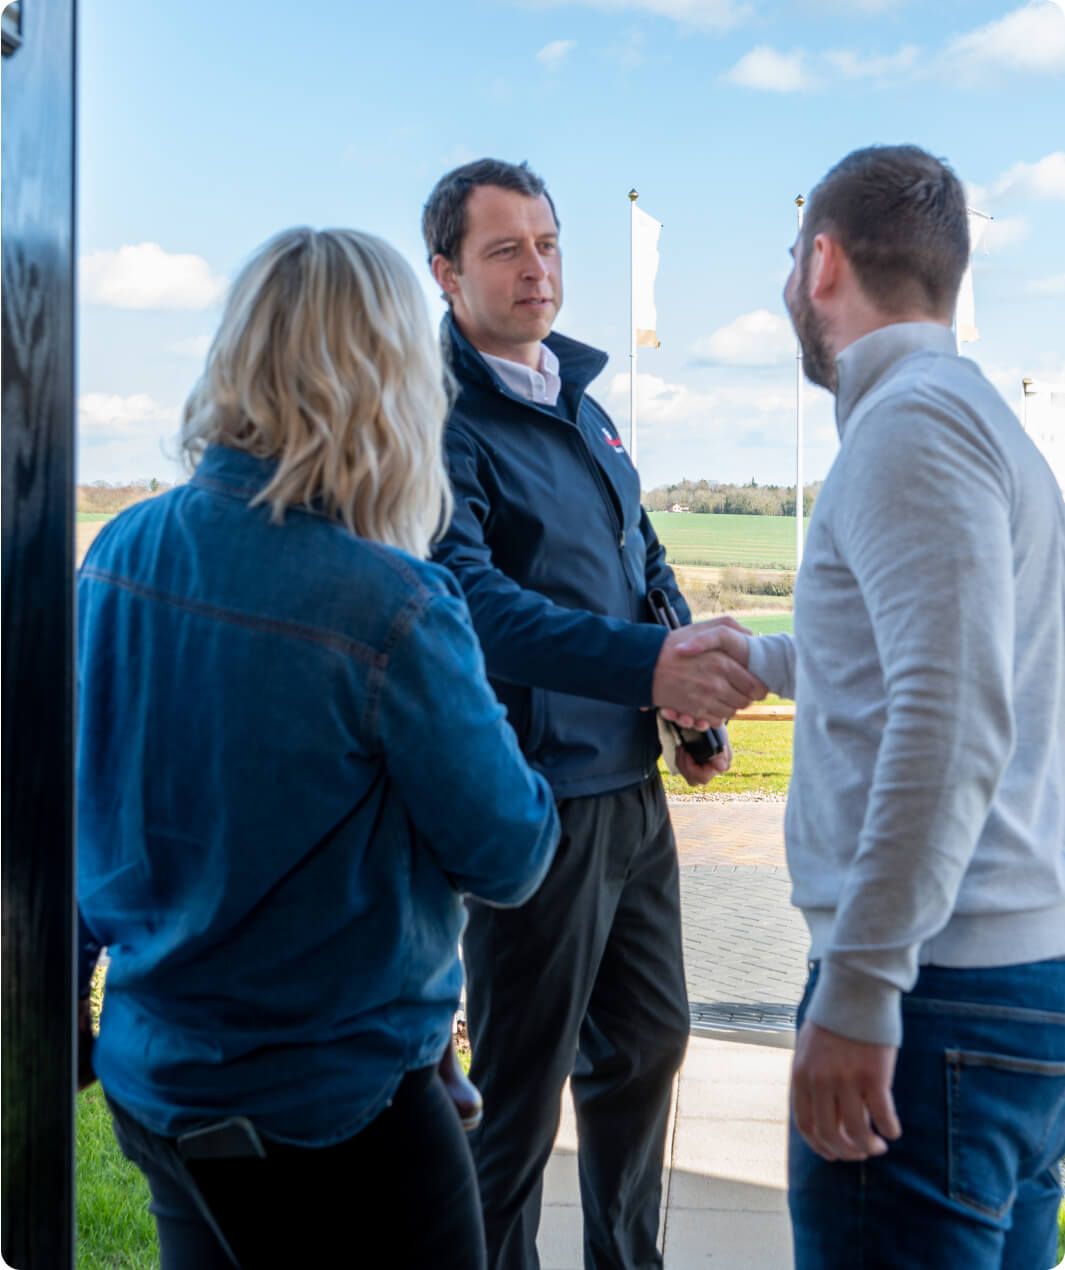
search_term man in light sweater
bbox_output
[705,145,1065,1267]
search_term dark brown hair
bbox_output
[421,158,559,268]
[803,145,969,317]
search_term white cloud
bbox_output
[521,0,753,33]
[167,335,212,359]
[536,39,576,66]
[78,393,180,444]
[724,46,812,91]
[824,44,919,78]
[603,369,839,488]
[690,310,795,366]
[807,0,913,11]
[80,243,227,310]
[609,372,719,426]
[607,371,804,426]
[945,1,1065,74]
[988,152,1065,203]
[1028,272,1065,295]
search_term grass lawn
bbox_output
[650,511,808,570]
[742,613,794,636]
[77,1086,157,1269]
[77,512,116,522]
[659,699,793,798]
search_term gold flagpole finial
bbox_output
[629,189,639,201]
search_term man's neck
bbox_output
[450,316,544,370]
[831,309,952,372]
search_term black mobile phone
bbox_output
[647,587,726,762]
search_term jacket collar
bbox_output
[189,444,278,499]
[442,311,609,399]
[834,321,958,440]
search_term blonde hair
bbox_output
[181,227,452,559]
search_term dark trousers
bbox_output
[106,1065,486,1269]
[789,959,1065,1270]
[463,776,690,1270]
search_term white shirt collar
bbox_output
[479,344,562,407]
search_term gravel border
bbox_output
[667,790,787,804]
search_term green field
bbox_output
[77,512,115,522]
[650,511,809,570]
[743,613,794,635]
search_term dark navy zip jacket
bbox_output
[433,314,691,798]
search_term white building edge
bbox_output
[1021,379,1065,498]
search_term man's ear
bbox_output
[807,233,842,301]
[431,253,460,301]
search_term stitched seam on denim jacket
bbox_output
[903,997,1065,1025]
[364,587,435,744]
[81,566,378,662]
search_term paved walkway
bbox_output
[538,798,803,1269]
[671,801,808,1041]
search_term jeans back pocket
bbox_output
[946,1047,1065,1221]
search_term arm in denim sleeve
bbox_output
[806,390,1015,1046]
[434,432,667,707]
[640,508,691,625]
[376,580,560,906]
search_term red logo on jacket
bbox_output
[601,426,625,453]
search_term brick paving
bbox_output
[670,800,808,1036]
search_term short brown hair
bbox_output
[802,145,969,317]
[421,158,559,267]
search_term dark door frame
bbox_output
[2,0,79,1265]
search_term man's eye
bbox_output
[539,242,558,254]
[493,246,516,258]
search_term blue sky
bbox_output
[77,0,1065,490]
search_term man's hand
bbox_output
[652,619,767,730]
[791,1021,902,1161]
[675,738,732,787]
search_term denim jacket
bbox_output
[77,445,559,1145]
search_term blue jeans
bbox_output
[789,959,1065,1270]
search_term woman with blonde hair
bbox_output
[76,227,559,1269]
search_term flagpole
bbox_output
[794,194,805,571]
[629,188,638,467]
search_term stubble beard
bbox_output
[791,289,837,395]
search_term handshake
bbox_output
[651,617,768,783]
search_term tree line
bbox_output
[642,478,822,517]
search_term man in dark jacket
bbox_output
[422,158,765,1270]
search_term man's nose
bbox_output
[519,245,549,278]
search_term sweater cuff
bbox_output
[745,633,793,700]
[805,957,903,1047]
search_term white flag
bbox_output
[956,209,991,344]
[632,205,661,348]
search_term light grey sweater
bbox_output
[748,322,1065,1047]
